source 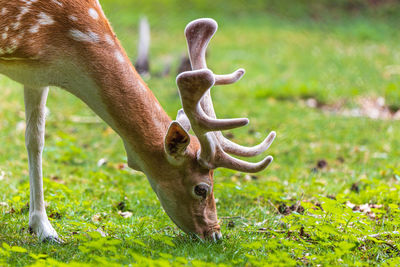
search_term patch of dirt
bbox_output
[304,97,400,120]
[51,176,65,184]
[317,159,328,169]
[278,203,305,215]
[346,201,384,220]
[351,183,360,193]
[227,221,235,229]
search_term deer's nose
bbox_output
[211,231,222,241]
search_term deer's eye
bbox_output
[193,183,211,199]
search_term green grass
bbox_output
[1,1,400,266]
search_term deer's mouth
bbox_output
[211,231,222,241]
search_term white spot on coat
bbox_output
[21,0,38,4]
[104,34,114,46]
[88,8,99,20]
[38,12,54,25]
[29,24,40,33]
[69,29,100,43]
[20,6,30,16]
[114,50,124,63]
[68,15,78,21]
[1,8,8,15]
[51,0,63,6]
[2,32,7,40]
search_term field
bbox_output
[1,1,400,266]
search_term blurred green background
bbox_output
[104,0,400,108]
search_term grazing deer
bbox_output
[0,0,276,242]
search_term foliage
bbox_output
[109,0,400,20]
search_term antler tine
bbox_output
[177,69,249,132]
[176,109,191,132]
[184,18,217,70]
[217,131,276,157]
[215,68,246,85]
[217,152,274,173]
[185,18,246,85]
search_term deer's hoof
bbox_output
[42,236,64,244]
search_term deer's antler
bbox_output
[176,18,276,173]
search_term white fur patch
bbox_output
[1,8,7,15]
[29,24,40,33]
[20,6,30,16]
[88,8,99,20]
[68,15,78,21]
[2,32,7,40]
[51,0,63,6]
[21,0,38,4]
[16,8,29,24]
[104,34,114,46]
[38,12,55,25]
[69,29,100,43]
[114,50,124,63]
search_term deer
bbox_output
[0,0,276,242]
[134,16,150,77]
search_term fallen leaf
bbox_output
[96,228,107,237]
[92,214,102,223]
[118,211,133,218]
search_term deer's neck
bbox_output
[59,46,171,172]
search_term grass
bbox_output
[1,1,400,266]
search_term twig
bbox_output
[358,231,400,242]
[257,229,288,233]
[220,216,246,220]
[293,193,304,213]
[267,199,280,214]
[358,231,400,254]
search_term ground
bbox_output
[1,1,400,266]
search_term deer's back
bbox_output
[0,0,115,62]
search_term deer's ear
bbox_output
[164,121,190,161]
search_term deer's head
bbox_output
[147,18,276,241]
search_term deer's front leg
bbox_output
[24,86,60,243]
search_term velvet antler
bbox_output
[176,18,276,173]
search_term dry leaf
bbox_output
[118,211,133,218]
[92,213,102,223]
